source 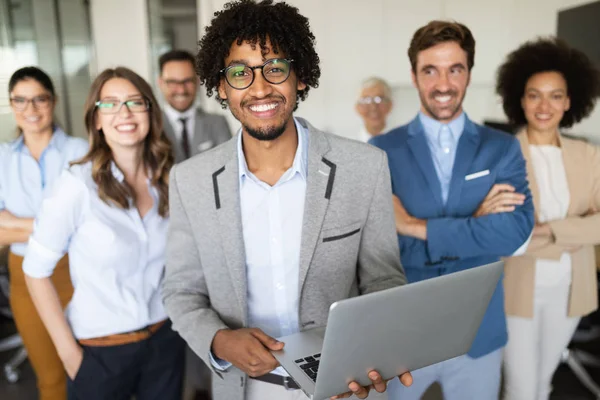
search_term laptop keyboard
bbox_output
[294,353,321,382]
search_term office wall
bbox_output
[198,0,600,143]
[90,0,152,80]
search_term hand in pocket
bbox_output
[63,346,84,380]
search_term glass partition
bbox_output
[0,0,93,141]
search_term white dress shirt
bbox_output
[529,144,572,287]
[164,103,197,144]
[23,161,169,339]
[0,128,88,256]
[211,118,308,376]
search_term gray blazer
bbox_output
[163,107,231,163]
[162,118,406,400]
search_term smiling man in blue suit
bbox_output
[370,21,534,400]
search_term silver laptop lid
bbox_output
[312,261,503,399]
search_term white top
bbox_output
[529,144,572,287]
[210,118,308,376]
[0,128,88,255]
[23,162,168,339]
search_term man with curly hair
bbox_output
[161,1,411,399]
[370,21,535,400]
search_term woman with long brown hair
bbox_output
[22,67,184,400]
[0,66,88,400]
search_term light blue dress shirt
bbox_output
[211,118,308,376]
[419,112,466,205]
[0,128,88,255]
[23,161,169,339]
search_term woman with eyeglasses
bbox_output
[0,66,88,400]
[496,38,600,400]
[22,67,184,400]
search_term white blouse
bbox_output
[23,162,168,339]
[529,144,572,287]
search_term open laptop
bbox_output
[272,261,504,400]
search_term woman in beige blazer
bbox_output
[496,38,600,400]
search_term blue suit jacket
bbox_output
[370,115,534,358]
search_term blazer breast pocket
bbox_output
[322,221,362,243]
[463,170,494,191]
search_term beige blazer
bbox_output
[504,130,600,318]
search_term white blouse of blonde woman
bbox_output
[22,77,167,379]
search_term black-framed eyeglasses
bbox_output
[95,98,150,114]
[220,58,294,90]
[357,96,390,106]
[163,77,196,87]
[10,95,53,111]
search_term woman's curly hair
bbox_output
[496,37,600,128]
[196,0,320,109]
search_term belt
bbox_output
[78,320,166,347]
[252,373,300,390]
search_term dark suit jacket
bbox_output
[163,108,231,163]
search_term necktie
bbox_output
[179,117,191,159]
[439,125,452,155]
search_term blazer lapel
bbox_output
[213,137,248,320]
[559,137,581,215]
[297,120,333,295]
[516,130,542,222]
[446,118,481,212]
[193,108,216,153]
[406,117,444,211]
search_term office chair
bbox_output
[0,248,28,383]
[560,251,600,400]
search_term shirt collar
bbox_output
[237,117,308,185]
[10,126,69,152]
[418,111,466,142]
[109,162,154,186]
[164,102,197,123]
[110,162,126,183]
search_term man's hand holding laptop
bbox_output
[212,328,284,377]
[329,370,413,399]
[212,327,413,399]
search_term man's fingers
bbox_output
[330,392,353,399]
[242,335,280,376]
[486,192,525,208]
[482,193,525,213]
[399,371,413,387]
[368,371,387,393]
[249,346,279,370]
[484,183,514,200]
[250,328,284,350]
[490,183,516,194]
[348,381,369,399]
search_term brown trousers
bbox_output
[8,252,73,400]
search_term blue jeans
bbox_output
[388,349,502,400]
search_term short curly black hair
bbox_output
[496,37,600,128]
[196,0,320,109]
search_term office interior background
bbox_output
[1,0,599,144]
[1,0,600,399]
